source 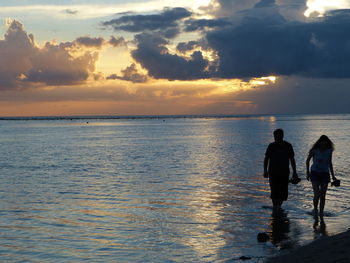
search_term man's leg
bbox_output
[272,199,283,209]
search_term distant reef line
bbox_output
[0,114,349,121]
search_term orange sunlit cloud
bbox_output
[0,75,272,116]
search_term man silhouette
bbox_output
[264,129,298,210]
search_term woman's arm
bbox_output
[329,152,336,180]
[306,152,312,181]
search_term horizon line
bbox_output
[0,113,349,121]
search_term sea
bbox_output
[0,114,349,262]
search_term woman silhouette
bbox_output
[306,135,337,219]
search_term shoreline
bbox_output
[265,229,350,263]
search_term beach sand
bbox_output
[266,229,350,263]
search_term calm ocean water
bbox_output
[0,114,349,262]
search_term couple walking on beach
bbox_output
[263,129,338,220]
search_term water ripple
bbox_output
[0,116,349,262]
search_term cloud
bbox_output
[0,80,223,116]
[184,18,231,32]
[109,36,126,47]
[0,79,219,104]
[107,63,148,83]
[125,1,350,80]
[176,41,201,53]
[202,0,260,17]
[0,19,99,89]
[277,0,308,21]
[75,36,104,48]
[63,9,78,15]
[176,38,211,54]
[305,0,350,17]
[255,0,276,8]
[74,36,126,48]
[131,33,210,80]
[0,20,36,89]
[204,0,307,20]
[102,7,192,38]
[233,77,350,114]
[0,3,194,20]
[206,7,350,78]
[25,41,98,86]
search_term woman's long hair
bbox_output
[309,135,334,153]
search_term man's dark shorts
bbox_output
[269,172,289,201]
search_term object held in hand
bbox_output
[331,179,340,187]
[289,177,301,184]
[257,232,269,242]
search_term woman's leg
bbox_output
[319,183,329,218]
[311,181,321,212]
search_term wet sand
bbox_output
[266,229,350,263]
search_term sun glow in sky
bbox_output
[195,0,212,9]
[0,0,349,116]
[305,0,350,16]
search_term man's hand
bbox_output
[306,170,310,181]
[263,171,268,178]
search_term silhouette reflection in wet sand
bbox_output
[313,216,328,238]
[268,209,299,250]
[267,209,328,253]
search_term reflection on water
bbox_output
[0,115,349,262]
[313,217,328,238]
[268,210,297,250]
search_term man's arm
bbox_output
[263,156,269,178]
[306,152,312,181]
[289,144,297,178]
[290,156,297,178]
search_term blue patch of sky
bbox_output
[0,1,138,43]
[0,0,175,43]
[0,14,119,44]
[0,0,150,6]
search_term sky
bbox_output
[0,0,350,116]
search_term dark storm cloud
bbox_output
[184,18,231,32]
[206,16,308,78]
[206,8,350,78]
[131,33,210,80]
[102,7,192,38]
[176,41,200,53]
[76,36,105,48]
[107,63,148,83]
[115,0,350,81]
